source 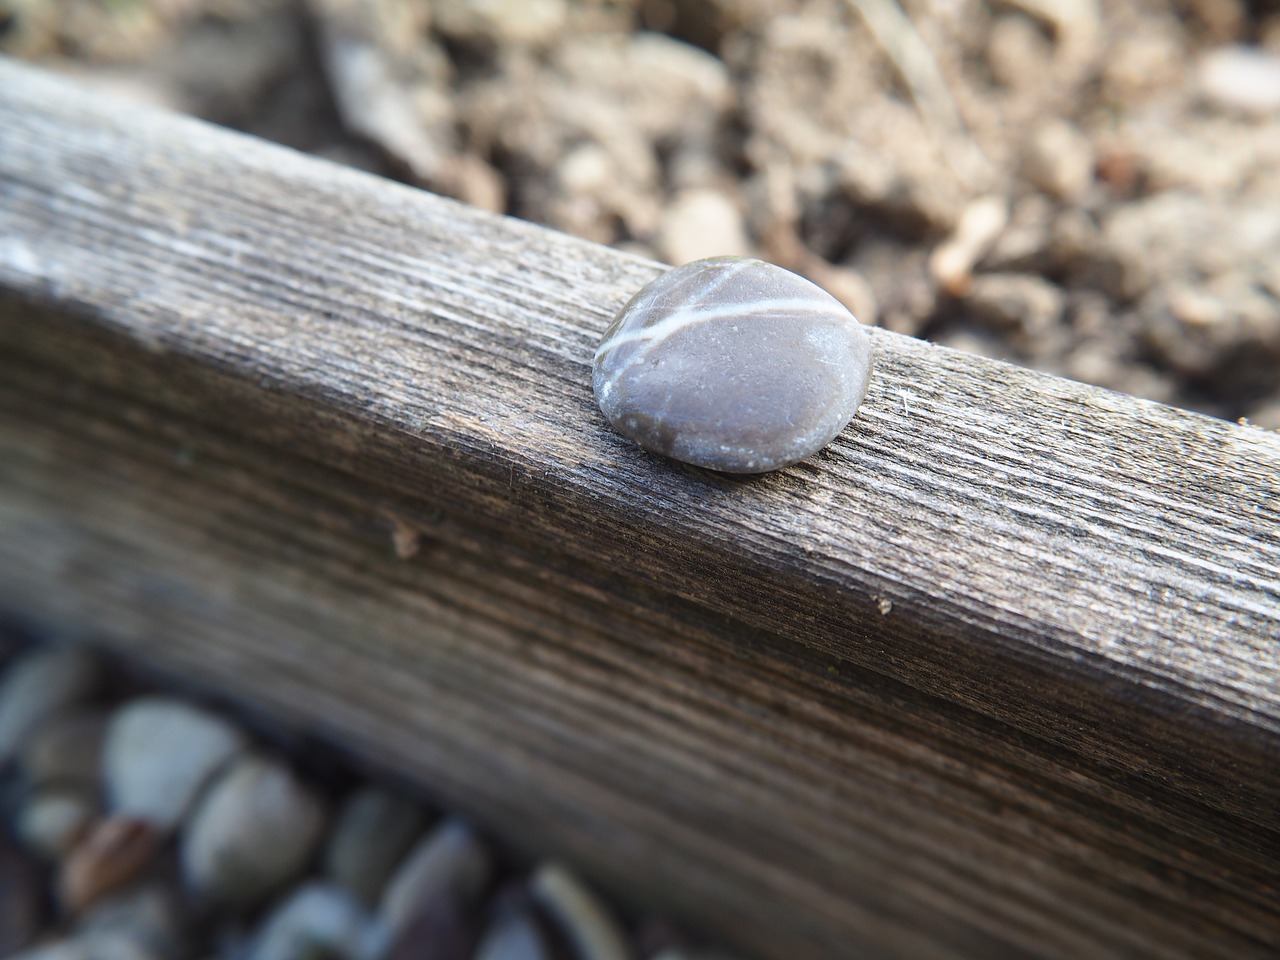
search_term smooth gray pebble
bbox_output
[0,649,100,764]
[181,754,326,907]
[593,257,873,473]
[324,786,428,907]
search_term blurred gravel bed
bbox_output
[0,639,739,960]
[3,0,1278,426]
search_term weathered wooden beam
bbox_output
[1,57,1278,959]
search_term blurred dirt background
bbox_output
[4,0,1280,426]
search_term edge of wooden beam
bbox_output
[2,58,1279,959]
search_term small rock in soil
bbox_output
[1020,119,1095,202]
[964,273,1067,353]
[656,188,752,266]
[928,196,1009,298]
[59,816,164,914]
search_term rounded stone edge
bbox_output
[592,257,874,474]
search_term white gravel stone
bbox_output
[0,649,100,765]
[103,697,246,830]
[181,754,327,906]
[249,882,370,960]
[657,188,751,266]
[15,788,96,860]
[1199,46,1280,116]
[324,786,428,905]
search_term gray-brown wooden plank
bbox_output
[1,57,1278,959]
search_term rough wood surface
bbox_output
[1,58,1278,959]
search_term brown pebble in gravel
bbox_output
[1094,144,1144,198]
[59,815,164,914]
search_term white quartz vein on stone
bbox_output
[594,296,846,361]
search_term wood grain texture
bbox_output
[1,58,1278,959]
